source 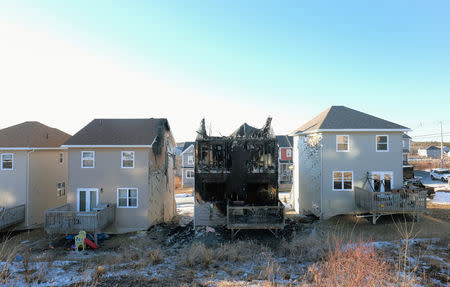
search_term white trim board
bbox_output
[62,145,152,148]
[294,128,410,135]
[0,147,66,150]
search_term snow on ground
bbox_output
[175,193,193,198]
[430,192,450,205]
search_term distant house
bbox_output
[402,134,411,165]
[45,118,176,235]
[0,122,70,230]
[181,142,195,188]
[417,146,444,158]
[276,135,293,184]
[291,106,412,221]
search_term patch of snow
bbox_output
[175,193,193,198]
[430,191,450,204]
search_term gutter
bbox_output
[25,149,35,227]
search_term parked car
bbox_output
[430,168,450,182]
[404,177,436,199]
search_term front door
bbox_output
[77,188,98,211]
[371,172,393,192]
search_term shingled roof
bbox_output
[64,118,170,146]
[276,135,293,147]
[0,121,71,148]
[292,106,409,135]
[181,141,195,152]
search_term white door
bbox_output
[77,188,98,211]
[371,172,393,192]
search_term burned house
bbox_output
[194,118,284,236]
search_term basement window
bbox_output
[333,171,353,191]
[1,153,13,170]
[117,188,138,208]
[121,151,135,168]
[376,135,389,152]
[336,135,349,152]
[81,151,95,168]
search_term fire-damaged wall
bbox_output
[194,118,279,227]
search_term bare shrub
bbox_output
[306,239,391,286]
[280,232,328,262]
[182,242,213,267]
[147,248,163,265]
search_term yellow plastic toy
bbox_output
[75,231,86,251]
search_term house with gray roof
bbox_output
[291,106,411,220]
[180,141,195,188]
[417,145,447,159]
[0,122,70,230]
[45,118,176,235]
[276,135,293,184]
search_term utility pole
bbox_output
[440,121,444,168]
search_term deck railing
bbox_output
[355,187,427,213]
[45,203,115,234]
[227,201,285,229]
[0,204,26,230]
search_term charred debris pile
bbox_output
[195,118,284,231]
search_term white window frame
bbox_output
[59,152,64,164]
[81,151,95,168]
[186,169,194,178]
[371,171,394,192]
[1,153,14,170]
[286,148,292,157]
[332,171,353,191]
[121,151,135,168]
[117,188,139,208]
[57,182,66,197]
[376,135,389,152]
[336,135,349,152]
[187,155,194,165]
[77,188,99,212]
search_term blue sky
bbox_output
[0,1,449,141]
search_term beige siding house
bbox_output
[45,118,176,234]
[291,106,411,220]
[0,122,70,230]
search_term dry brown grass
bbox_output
[306,239,392,286]
[215,240,267,263]
[280,232,329,262]
[182,242,213,267]
[147,248,164,265]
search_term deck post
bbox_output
[372,214,377,225]
[94,233,98,245]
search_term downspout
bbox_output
[25,149,35,227]
[320,139,323,220]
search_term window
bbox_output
[376,135,389,151]
[333,171,353,191]
[336,135,349,152]
[186,170,194,178]
[286,149,292,157]
[121,151,135,168]
[117,188,138,208]
[1,154,13,170]
[57,182,66,197]
[187,155,194,165]
[81,151,95,168]
[59,152,64,164]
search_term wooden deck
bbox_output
[227,202,284,237]
[45,203,115,234]
[355,187,427,224]
[0,204,25,230]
